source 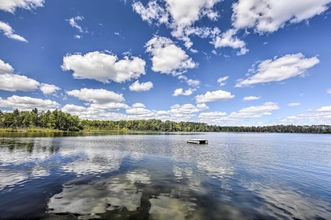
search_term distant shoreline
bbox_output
[1,109,330,134]
[1,127,330,134]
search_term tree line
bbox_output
[0,108,330,133]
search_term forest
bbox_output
[0,108,330,134]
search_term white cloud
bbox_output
[288,102,301,107]
[327,88,331,94]
[62,104,129,120]
[196,103,209,110]
[134,0,221,32]
[198,111,227,119]
[64,101,210,122]
[62,51,146,83]
[217,76,229,86]
[67,16,85,33]
[230,102,279,119]
[236,53,320,87]
[62,104,88,113]
[0,59,14,73]
[126,107,153,116]
[165,0,221,40]
[185,26,220,39]
[129,80,153,92]
[211,29,248,55]
[243,96,260,101]
[232,0,331,33]
[178,75,200,87]
[134,0,221,48]
[40,83,60,95]
[318,106,331,112]
[0,95,60,111]
[0,59,39,92]
[74,35,82,39]
[173,88,195,96]
[166,0,221,27]
[196,90,235,103]
[0,21,27,42]
[187,79,200,87]
[280,105,331,125]
[132,103,146,108]
[0,0,44,13]
[198,102,279,125]
[148,103,206,122]
[66,88,125,104]
[90,102,129,110]
[132,0,169,25]
[166,103,208,121]
[145,36,197,75]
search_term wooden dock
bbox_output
[187,139,208,144]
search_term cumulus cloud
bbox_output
[129,80,153,92]
[63,101,209,122]
[230,102,279,119]
[327,88,331,94]
[0,59,39,92]
[145,36,197,75]
[166,0,221,41]
[62,51,146,83]
[173,88,195,96]
[196,90,235,103]
[232,0,331,33]
[198,111,227,119]
[198,102,279,125]
[0,59,14,73]
[0,74,39,92]
[0,0,44,13]
[62,104,129,121]
[134,0,221,48]
[196,103,209,111]
[132,0,169,25]
[0,95,60,111]
[178,75,200,87]
[187,79,200,87]
[211,29,248,55]
[318,106,331,112]
[90,102,129,110]
[243,96,260,101]
[40,83,60,95]
[280,105,331,125]
[67,16,85,33]
[288,102,300,107]
[133,0,221,34]
[217,76,229,86]
[165,0,221,28]
[236,53,320,87]
[66,88,125,104]
[126,107,154,116]
[132,103,146,108]
[0,21,27,42]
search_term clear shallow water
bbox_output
[0,132,331,220]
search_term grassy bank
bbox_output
[0,128,64,133]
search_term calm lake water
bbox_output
[0,132,331,220]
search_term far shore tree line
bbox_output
[0,108,330,134]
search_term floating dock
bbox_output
[187,139,208,144]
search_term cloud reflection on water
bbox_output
[0,170,28,190]
[48,171,151,216]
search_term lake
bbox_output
[0,132,331,220]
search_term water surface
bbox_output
[0,132,331,219]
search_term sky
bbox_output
[0,0,330,126]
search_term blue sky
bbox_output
[0,0,330,125]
